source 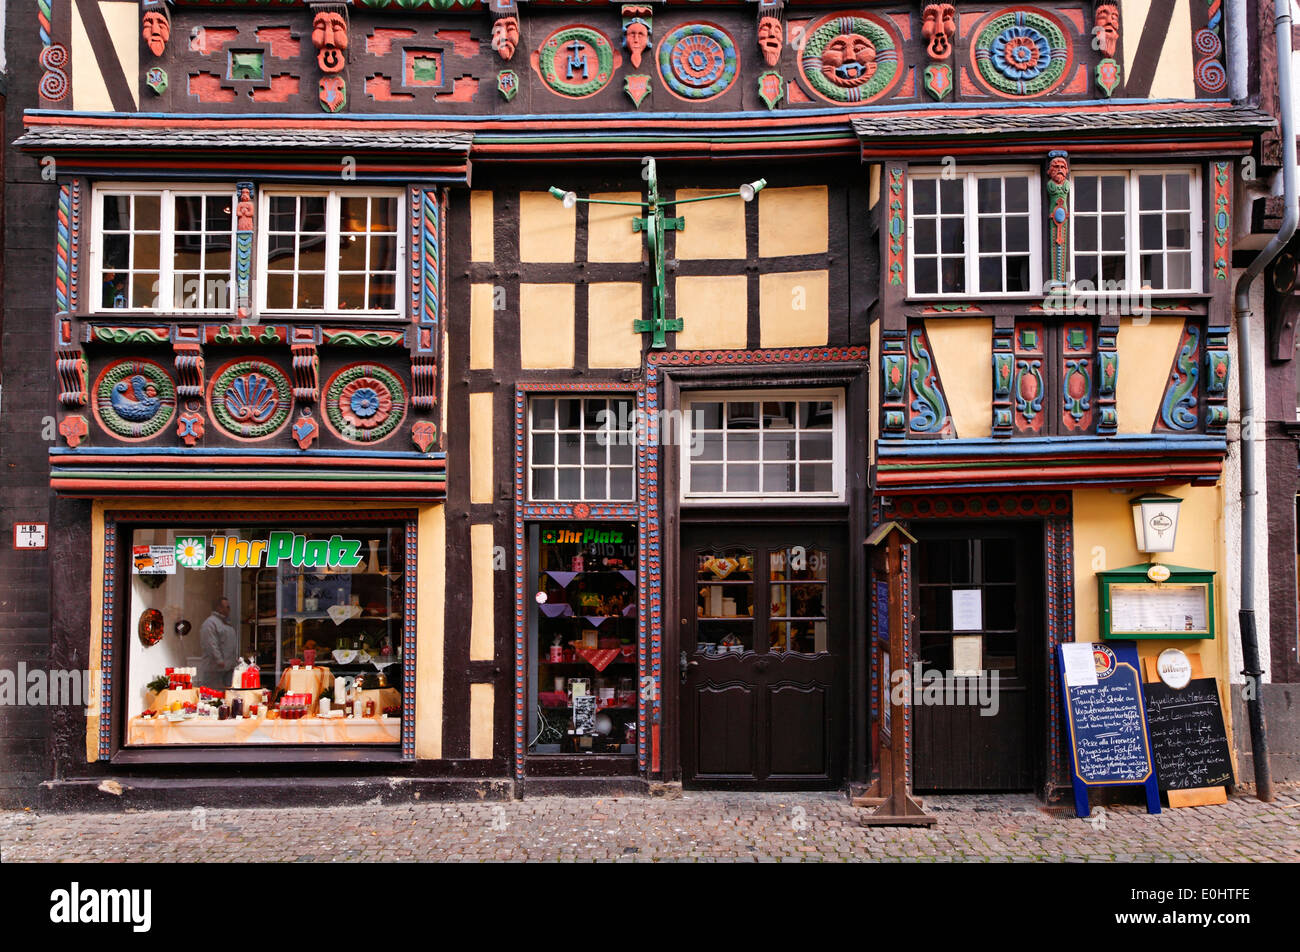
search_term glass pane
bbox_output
[726,402,758,429]
[609,467,634,500]
[1141,253,1163,288]
[532,399,556,428]
[695,431,723,461]
[1165,174,1191,210]
[940,218,964,254]
[799,463,833,492]
[693,401,723,429]
[986,589,1016,631]
[1074,256,1098,288]
[206,198,232,232]
[1076,219,1097,253]
[1101,254,1127,285]
[203,233,232,267]
[939,178,964,214]
[800,549,829,581]
[1006,216,1029,253]
[557,467,581,499]
[1139,214,1163,250]
[1101,175,1126,211]
[912,180,936,216]
[766,431,796,461]
[1165,252,1192,289]
[979,256,1002,292]
[531,467,554,500]
[268,196,297,230]
[762,401,796,429]
[583,434,605,465]
[1006,256,1031,293]
[583,399,607,428]
[610,440,633,465]
[266,235,295,270]
[558,432,581,464]
[976,177,1001,214]
[1005,177,1029,213]
[134,195,161,230]
[133,233,160,270]
[1074,176,1097,213]
[299,197,326,232]
[297,273,325,309]
[914,219,937,255]
[726,464,759,493]
[801,402,833,428]
[298,238,327,272]
[103,234,130,270]
[941,257,966,293]
[763,463,795,492]
[1101,214,1125,252]
[691,463,723,492]
[1138,175,1163,210]
[769,622,789,652]
[131,272,159,308]
[337,273,366,309]
[557,399,582,429]
[174,195,204,232]
[915,258,938,294]
[581,467,607,500]
[1165,213,1191,250]
[265,273,294,309]
[978,218,1002,252]
[340,197,369,233]
[370,198,398,231]
[728,432,759,461]
[983,538,1015,582]
[367,280,396,311]
[338,235,368,270]
[173,272,199,308]
[918,540,950,583]
[369,237,397,270]
[532,433,555,465]
[800,432,832,461]
[101,195,130,231]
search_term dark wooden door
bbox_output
[910,522,1043,791]
[680,525,847,789]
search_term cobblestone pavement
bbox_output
[2,788,1299,862]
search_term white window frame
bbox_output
[89,183,238,314]
[906,166,1043,299]
[680,388,846,505]
[526,395,637,503]
[1069,166,1203,294]
[256,187,405,319]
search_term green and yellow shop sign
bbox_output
[173,533,365,570]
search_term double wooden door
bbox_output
[679,524,847,789]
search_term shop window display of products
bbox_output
[126,525,405,746]
[529,523,639,755]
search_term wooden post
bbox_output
[857,521,935,826]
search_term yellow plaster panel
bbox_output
[470,191,494,263]
[924,319,993,439]
[104,2,140,109]
[71,4,113,112]
[869,320,880,456]
[519,283,576,368]
[759,186,829,258]
[674,275,748,350]
[470,391,494,504]
[519,191,575,263]
[587,192,643,263]
[1122,0,1194,100]
[674,189,747,260]
[1116,317,1186,433]
[869,164,881,210]
[469,683,494,759]
[588,283,644,369]
[759,271,829,348]
[1072,485,1227,691]
[470,283,494,370]
[416,504,446,759]
[470,523,495,662]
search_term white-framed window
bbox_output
[528,396,636,502]
[681,389,845,504]
[1071,167,1202,292]
[258,189,403,316]
[908,167,1041,297]
[90,186,236,312]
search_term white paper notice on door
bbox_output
[951,589,982,631]
[1061,642,1098,687]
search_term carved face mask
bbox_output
[921,4,956,60]
[491,17,520,61]
[1095,3,1120,59]
[1048,157,1069,186]
[312,12,348,73]
[820,33,877,87]
[757,16,783,68]
[624,22,649,67]
[142,10,170,57]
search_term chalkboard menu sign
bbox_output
[1143,679,1234,790]
[1057,640,1161,817]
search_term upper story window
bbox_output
[92,187,235,312]
[260,190,403,315]
[528,397,636,502]
[1071,168,1202,292]
[908,168,1041,297]
[681,390,844,504]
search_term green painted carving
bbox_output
[324,329,405,348]
[95,359,176,439]
[799,15,899,104]
[94,327,169,345]
[1160,324,1201,431]
[537,27,616,98]
[325,363,406,443]
[229,50,264,81]
[973,10,1070,97]
[211,360,293,439]
[908,328,947,433]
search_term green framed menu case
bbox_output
[1097,564,1215,640]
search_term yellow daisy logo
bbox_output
[175,537,207,569]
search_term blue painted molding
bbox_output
[876,434,1227,460]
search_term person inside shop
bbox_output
[199,595,239,689]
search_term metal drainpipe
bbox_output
[1232,3,1297,804]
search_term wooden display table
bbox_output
[127,713,400,745]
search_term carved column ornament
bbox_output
[1046,150,1070,289]
[1094,0,1121,96]
[309,1,349,112]
[235,181,255,318]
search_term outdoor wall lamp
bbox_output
[548,159,767,348]
[1130,492,1183,555]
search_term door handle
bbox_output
[680,651,698,684]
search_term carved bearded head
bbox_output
[1095,1,1120,59]
[312,11,348,73]
[141,9,170,57]
[623,21,650,67]
[757,16,783,68]
[821,33,877,87]
[921,4,956,61]
[1048,153,1069,186]
[491,16,520,61]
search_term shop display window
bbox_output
[529,522,638,755]
[124,524,406,746]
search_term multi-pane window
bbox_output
[909,169,1039,296]
[1071,168,1201,292]
[94,188,235,311]
[529,397,636,502]
[260,190,401,314]
[682,391,843,502]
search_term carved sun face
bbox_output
[820,33,877,87]
[142,11,170,57]
[312,12,348,73]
